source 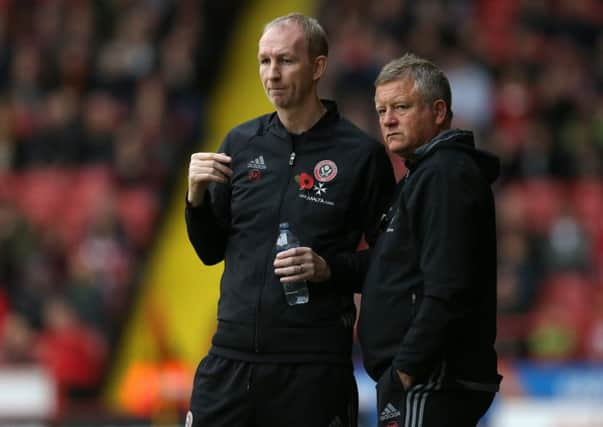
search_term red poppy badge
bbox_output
[248,169,262,181]
[295,172,315,190]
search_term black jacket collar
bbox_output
[267,99,339,140]
[404,129,500,183]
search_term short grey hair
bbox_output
[262,13,329,59]
[376,53,453,121]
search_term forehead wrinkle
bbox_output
[258,24,307,58]
[258,45,295,58]
[376,78,419,104]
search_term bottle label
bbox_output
[277,233,288,248]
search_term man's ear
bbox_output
[313,55,327,81]
[433,99,448,125]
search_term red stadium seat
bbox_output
[521,179,566,233]
[496,182,527,230]
[0,172,18,202]
[14,168,73,229]
[536,273,594,312]
[569,179,603,235]
[59,166,115,247]
[117,187,158,249]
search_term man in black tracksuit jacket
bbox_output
[358,54,502,427]
[184,14,394,427]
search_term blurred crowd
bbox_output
[0,0,219,405]
[0,0,602,419]
[317,0,603,363]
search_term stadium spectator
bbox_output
[0,0,210,411]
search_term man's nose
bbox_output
[267,62,280,79]
[382,110,398,127]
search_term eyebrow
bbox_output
[258,50,295,57]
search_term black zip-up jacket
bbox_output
[359,129,502,390]
[186,100,395,363]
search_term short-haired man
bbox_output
[359,53,502,427]
[185,13,394,427]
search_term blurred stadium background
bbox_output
[0,0,601,426]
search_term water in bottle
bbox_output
[275,222,309,305]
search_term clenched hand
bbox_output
[188,153,232,206]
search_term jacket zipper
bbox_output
[255,142,298,352]
[411,292,417,318]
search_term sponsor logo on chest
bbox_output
[314,159,337,182]
[247,155,267,170]
[295,160,338,206]
[247,155,267,181]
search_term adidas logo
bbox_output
[379,403,400,421]
[248,155,267,170]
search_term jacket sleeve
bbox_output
[392,156,484,379]
[184,139,232,266]
[323,143,395,293]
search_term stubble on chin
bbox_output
[386,141,411,158]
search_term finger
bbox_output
[276,262,310,275]
[215,152,232,162]
[190,159,233,177]
[274,265,301,277]
[275,246,311,259]
[191,152,232,163]
[190,164,231,179]
[211,160,233,177]
[275,248,298,259]
[190,170,229,184]
[276,263,314,280]
[273,255,305,268]
[190,165,228,178]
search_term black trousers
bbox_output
[187,353,358,427]
[376,367,495,427]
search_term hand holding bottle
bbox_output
[274,246,331,284]
[273,223,331,305]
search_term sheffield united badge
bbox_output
[314,160,338,182]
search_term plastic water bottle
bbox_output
[275,222,309,305]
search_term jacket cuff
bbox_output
[185,191,213,221]
[392,358,424,380]
[321,251,365,293]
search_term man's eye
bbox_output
[395,104,408,111]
